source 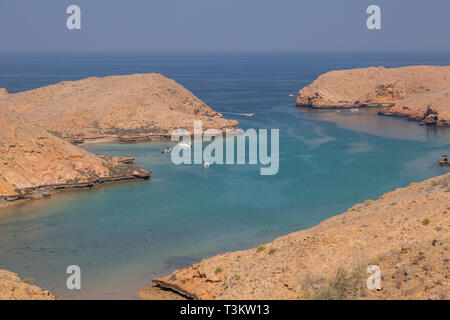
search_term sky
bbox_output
[0,0,449,53]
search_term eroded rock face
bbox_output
[296,66,450,126]
[152,174,450,300]
[379,87,450,127]
[0,106,150,200]
[0,270,55,300]
[1,74,238,142]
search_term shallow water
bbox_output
[0,53,449,299]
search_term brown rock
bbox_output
[0,106,150,201]
[296,66,450,127]
[1,74,238,143]
[0,270,55,300]
[383,87,450,127]
[150,174,450,300]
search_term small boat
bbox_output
[117,157,135,164]
[438,155,450,167]
[179,143,192,149]
[350,108,360,113]
[161,147,173,154]
[204,161,210,168]
[243,113,256,117]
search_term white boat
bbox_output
[350,108,360,113]
[179,142,192,149]
[204,161,210,168]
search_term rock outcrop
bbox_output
[152,174,450,300]
[0,106,150,203]
[0,74,238,143]
[296,66,450,127]
[379,87,450,127]
[0,270,55,300]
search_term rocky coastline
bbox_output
[0,73,238,143]
[0,270,55,300]
[0,166,150,209]
[0,73,237,209]
[296,66,450,127]
[0,104,151,208]
[150,173,450,300]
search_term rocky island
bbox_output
[0,73,238,144]
[151,173,449,300]
[296,66,450,127]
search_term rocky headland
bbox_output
[296,66,450,127]
[0,73,239,300]
[0,73,238,144]
[0,270,54,300]
[0,106,150,207]
[151,173,450,300]
[0,73,240,206]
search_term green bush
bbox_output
[256,245,266,253]
[302,268,366,300]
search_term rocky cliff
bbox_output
[296,66,450,127]
[0,106,150,203]
[0,270,55,300]
[152,174,450,300]
[0,73,238,143]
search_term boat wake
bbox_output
[220,111,255,117]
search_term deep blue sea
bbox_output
[0,53,449,299]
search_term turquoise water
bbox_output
[0,53,449,299]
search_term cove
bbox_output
[0,52,449,299]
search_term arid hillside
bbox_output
[152,174,450,300]
[296,66,450,126]
[379,86,450,126]
[0,73,238,143]
[0,106,150,202]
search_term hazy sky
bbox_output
[0,0,449,52]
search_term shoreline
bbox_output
[296,66,450,128]
[0,270,55,300]
[148,173,450,300]
[70,134,172,146]
[296,104,450,128]
[68,128,241,146]
[0,171,151,211]
[296,103,395,109]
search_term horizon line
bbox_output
[1,50,450,55]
